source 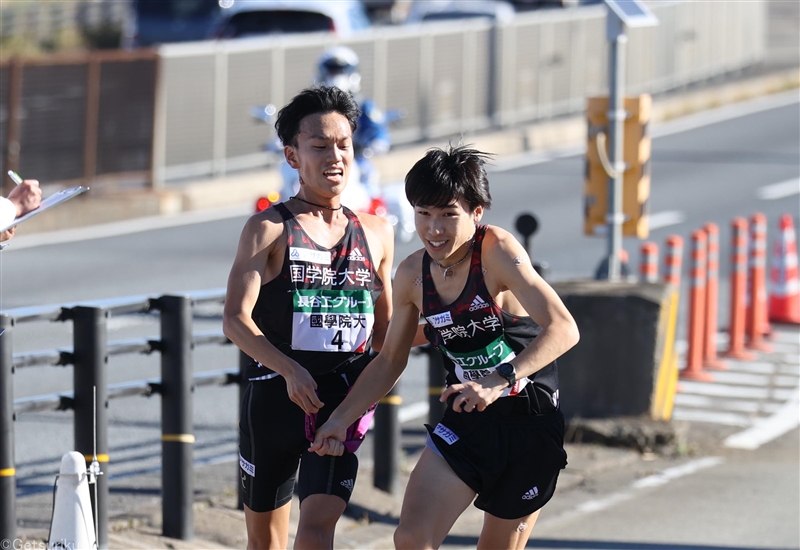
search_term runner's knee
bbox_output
[394,522,433,550]
[293,525,334,550]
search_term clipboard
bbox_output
[0,186,90,233]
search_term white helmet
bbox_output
[316,46,361,94]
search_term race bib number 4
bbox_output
[443,334,528,397]
[292,289,374,353]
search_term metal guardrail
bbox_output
[0,287,430,544]
[0,290,230,545]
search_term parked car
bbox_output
[209,0,371,39]
[404,0,516,24]
[126,0,222,47]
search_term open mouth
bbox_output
[427,240,447,249]
[323,168,344,180]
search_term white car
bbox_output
[404,0,516,24]
[210,0,371,39]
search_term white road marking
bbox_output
[651,89,800,139]
[491,145,584,172]
[632,457,725,488]
[671,409,753,427]
[674,393,782,415]
[5,204,252,251]
[541,457,724,527]
[756,178,800,200]
[726,361,788,375]
[724,387,800,450]
[648,210,686,230]
[676,381,771,399]
[701,370,773,386]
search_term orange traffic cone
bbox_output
[769,214,800,324]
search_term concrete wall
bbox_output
[551,280,678,420]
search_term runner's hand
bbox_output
[308,419,348,456]
[283,363,323,414]
[440,375,506,413]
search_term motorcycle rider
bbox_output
[315,45,391,200]
[260,45,414,241]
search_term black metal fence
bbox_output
[0,289,438,545]
[0,291,236,546]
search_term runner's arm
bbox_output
[309,258,421,455]
[478,228,578,383]
[365,214,395,352]
[222,214,323,414]
[441,228,579,410]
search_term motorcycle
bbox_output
[250,101,415,243]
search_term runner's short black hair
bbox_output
[275,85,360,147]
[405,145,493,211]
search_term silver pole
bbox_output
[606,21,627,281]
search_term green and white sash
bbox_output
[292,289,375,353]
[442,333,528,397]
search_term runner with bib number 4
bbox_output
[310,145,580,550]
[223,86,395,550]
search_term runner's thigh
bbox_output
[239,378,307,512]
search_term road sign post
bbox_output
[602,0,658,281]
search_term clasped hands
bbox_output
[308,374,507,457]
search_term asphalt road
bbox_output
[1,92,799,546]
[512,429,800,550]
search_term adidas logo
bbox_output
[468,295,491,312]
[340,479,354,492]
[522,486,539,500]
[347,248,366,262]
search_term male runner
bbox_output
[223,85,394,550]
[310,145,579,549]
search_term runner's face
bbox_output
[414,199,483,262]
[285,111,354,203]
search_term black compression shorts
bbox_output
[239,373,360,513]
[425,408,567,520]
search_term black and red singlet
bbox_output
[247,203,383,380]
[422,225,560,415]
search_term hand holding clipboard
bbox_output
[0,171,89,234]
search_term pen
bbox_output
[7,171,23,185]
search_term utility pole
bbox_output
[602,0,658,280]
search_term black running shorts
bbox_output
[425,408,567,520]
[239,373,360,512]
